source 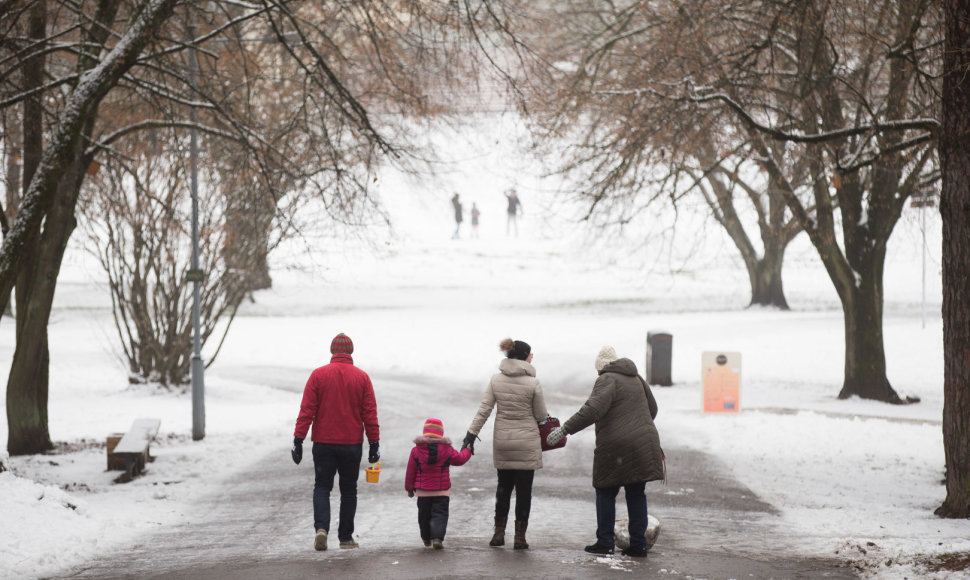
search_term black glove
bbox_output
[368,441,380,464]
[461,431,477,455]
[291,436,304,465]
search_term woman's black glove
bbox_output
[291,437,304,465]
[368,441,381,464]
[461,431,477,455]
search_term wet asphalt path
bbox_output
[59,369,856,580]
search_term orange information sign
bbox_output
[702,351,741,413]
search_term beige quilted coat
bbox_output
[468,358,549,470]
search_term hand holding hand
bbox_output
[460,431,477,455]
[368,441,380,464]
[291,437,304,465]
[546,426,567,447]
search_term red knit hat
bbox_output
[330,333,354,355]
[423,418,444,439]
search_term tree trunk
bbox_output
[936,0,970,519]
[836,253,903,403]
[748,244,789,309]
[1,116,20,318]
[5,0,54,455]
[249,248,273,291]
[7,157,85,454]
[223,187,274,293]
[703,168,794,310]
[5,324,52,455]
[3,115,21,223]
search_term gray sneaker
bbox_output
[339,539,359,549]
[314,530,327,551]
[432,539,444,550]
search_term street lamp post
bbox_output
[188,25,205,441]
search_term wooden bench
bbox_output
[107,418,161,483]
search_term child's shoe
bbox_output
[422,538,431,547]
[432,539,444,550]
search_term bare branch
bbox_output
[688,88,940,143]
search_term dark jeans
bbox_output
[417,496,450,541]
[312,442,362,541]
[495,469,534,522]
[595,481,648,551]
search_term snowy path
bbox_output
[59,371,855,579]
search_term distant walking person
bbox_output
[504,189,523,237]
[404,418,473,550]
[546,346,663,558]
[463,338,548,550]
[291,333,381,552]
[451,193,463,239]
[471,202,481,239]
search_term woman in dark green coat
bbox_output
[546,346,663,557]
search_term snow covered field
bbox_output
[1,114,966,579]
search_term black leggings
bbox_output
[494,469,535,522]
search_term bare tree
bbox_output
[0,0,159,455]
[936,0,970,520]
[519,1,804,309]
[528,0,941,403]
[686,0,941,403]
[79,131,259,387]
[0,0,533,454]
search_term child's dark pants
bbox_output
[417,496,450,541]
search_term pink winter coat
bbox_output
[404,436,472,494]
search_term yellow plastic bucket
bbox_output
[365,462,381,484]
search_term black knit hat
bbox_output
[510,340,531,361]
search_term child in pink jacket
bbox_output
[404,418,473,549]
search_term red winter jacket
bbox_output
[294,354,379,444]
[404,436,472,493]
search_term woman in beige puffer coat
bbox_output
[464,338,548,551]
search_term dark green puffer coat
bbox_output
[562,358,663,488]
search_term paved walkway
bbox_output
[61,370,856,579]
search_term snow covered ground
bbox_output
[1,113,966,579]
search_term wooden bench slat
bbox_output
[112,418,161,454]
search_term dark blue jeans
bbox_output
[595,481,648,551]
[312,442,362,542]
[417,496,450,541]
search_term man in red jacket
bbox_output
[291,333,380,551]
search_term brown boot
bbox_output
[513,520,529,550]
[489,517,507,547]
